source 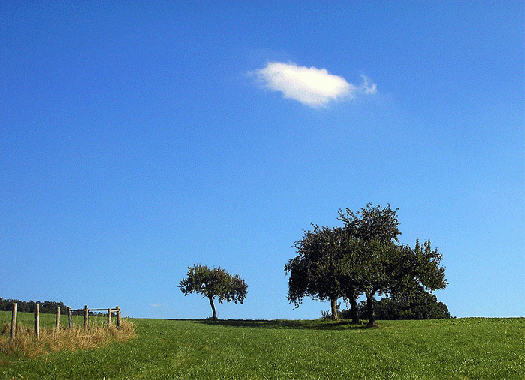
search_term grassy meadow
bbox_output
[0,310,135,367]
[1,312,524,379]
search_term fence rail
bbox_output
[8,303,121,340]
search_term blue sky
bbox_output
[1,1,523,320]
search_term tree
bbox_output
[285,225,361,321]
[179,264,248,320]
[337,204,402,326]
[338,204,447,327]
[286,204,447,327]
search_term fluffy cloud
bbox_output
[252,62,376,108]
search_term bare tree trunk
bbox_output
[349,294,359,324]
[366,293,377,327]
[209,297,217,320]
[345,287,360,324]
[330,297,339,320]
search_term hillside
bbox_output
[1,315,523,379]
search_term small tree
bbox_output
[179,264,248,320]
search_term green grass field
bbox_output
[1,312,524,379]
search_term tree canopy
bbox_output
[338,203,401,243]
[286,204,448,327]
[341,204,447,326]
[179,264,248,320]
[285,225,356,320]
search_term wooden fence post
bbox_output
[56,306,61,332]
[34,303,40,339]
[10,303,17,341]
[107,308,112,327]
[68,307,73,328]
[84,305,89,330]
[116,306,121,328]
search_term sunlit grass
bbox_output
[1,316,523,379]
[0,311,135,363]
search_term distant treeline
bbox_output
[0,298,102,316]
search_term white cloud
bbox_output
[252,62,376,108]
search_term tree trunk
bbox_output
[366,293,377,327]
[209,297,217,320]
[330,297,339,320]
[349,295,359,324]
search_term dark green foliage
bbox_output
[338,203,401,244]
[0,298,67,314]
[338,204,447,326]
[285,225,353,320]
[341,285,451,320]
[179,264,248,320]
[286,204,448,327]
[0,298,103,316]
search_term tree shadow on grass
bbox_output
[193,319,369,330]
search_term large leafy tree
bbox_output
[339,204,447,327]
[179,264,248,320]
[338,204,402,327]
[286,204,447,327]
[285,225,361,321]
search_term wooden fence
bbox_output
[9,303,121,340]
